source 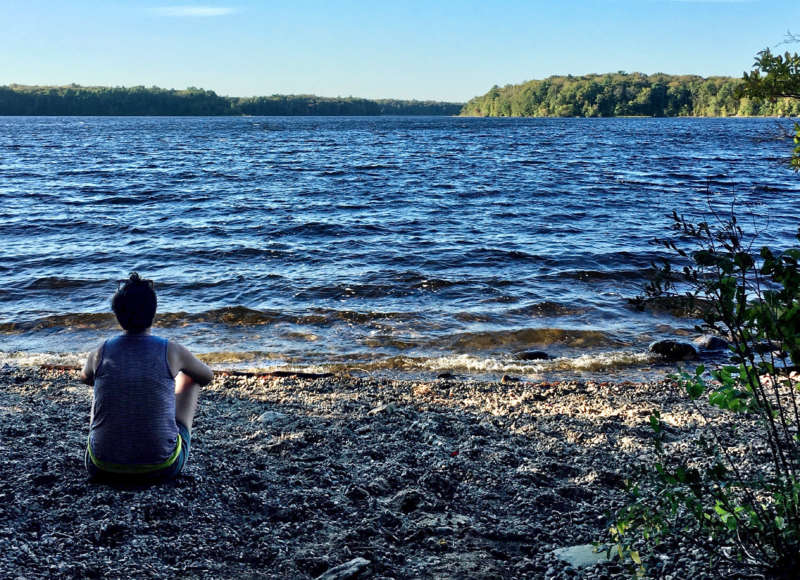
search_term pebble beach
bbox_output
[0,364,756,579]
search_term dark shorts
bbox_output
[85,421,191,483]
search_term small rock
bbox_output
[257,411,288,423]
[315,557,370,580]
[368,403,395,416]
[556,485,594,502]
[552,544,610,568]
[367,476,389,496]
[501,374,521,383]
[437,372,455,380]
[94,522,129,546]
[420,471,457,499]
[345,485,369,502]
[533,492,572,512]
[514,350,550,361]
[390,488,425,513]
[31,473,58,487]
[295,553,330,577]
[648,340,698,361]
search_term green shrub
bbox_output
[608,209,800,577]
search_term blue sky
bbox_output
[1,0,798,101]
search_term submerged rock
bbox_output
[632,295,712,317]
[649,340,698,361]
[693,335,729,351]
[514,350,551,361]
[754,341,782,355]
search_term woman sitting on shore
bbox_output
[80,273,213,482]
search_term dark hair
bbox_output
[111,272,157,332]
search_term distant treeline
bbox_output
[0,85,463,116]
[461,72,800,117]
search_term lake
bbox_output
[1,116,798,380]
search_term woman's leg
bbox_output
[175,371,200,433]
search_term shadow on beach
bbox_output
[1,365,727,579]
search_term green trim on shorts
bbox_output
[87,434,183,474]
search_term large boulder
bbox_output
[649,339,698,361]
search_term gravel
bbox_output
[0,365,755,579]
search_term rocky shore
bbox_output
[0,365,745,579]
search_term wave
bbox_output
[181,246,291,262]
[506,302,589,317]
[548,268,654,282]
[393,271,460,290]
[0,348,660,378]
[56,168,118,178]
[0,313,117,332]
[0,306,421,333]
[292,282,396,300]
[175,306,283,326]
[353,164,398,171]
[435,327,622,351]
[291,272,491,301]
[23,277,99,290]
[273,222,384,238]
[337,351,655,375]
[0,309,280,333]
[0,350,88,368]
[469,248,549,263]
[0,170,44,178]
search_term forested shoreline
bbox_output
[0,85,463,116]
[461,72,800,117]
[4,73,800,117]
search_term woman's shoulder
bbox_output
[165,338,190,355]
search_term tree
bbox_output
[742,42,800,170]
[0,85,462,117]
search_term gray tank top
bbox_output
[89,334,178,465]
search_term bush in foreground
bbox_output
[608,207,800,577]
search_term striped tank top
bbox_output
[89,334,178,466]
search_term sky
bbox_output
[1,0,799,102]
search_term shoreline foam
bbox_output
[0,346,689,385]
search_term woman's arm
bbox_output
[80,344,103,385]
[167,341,214,385]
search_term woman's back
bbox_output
[89,334,178,465]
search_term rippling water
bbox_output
[1,116,798,379]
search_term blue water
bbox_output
[1,116,798,379]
